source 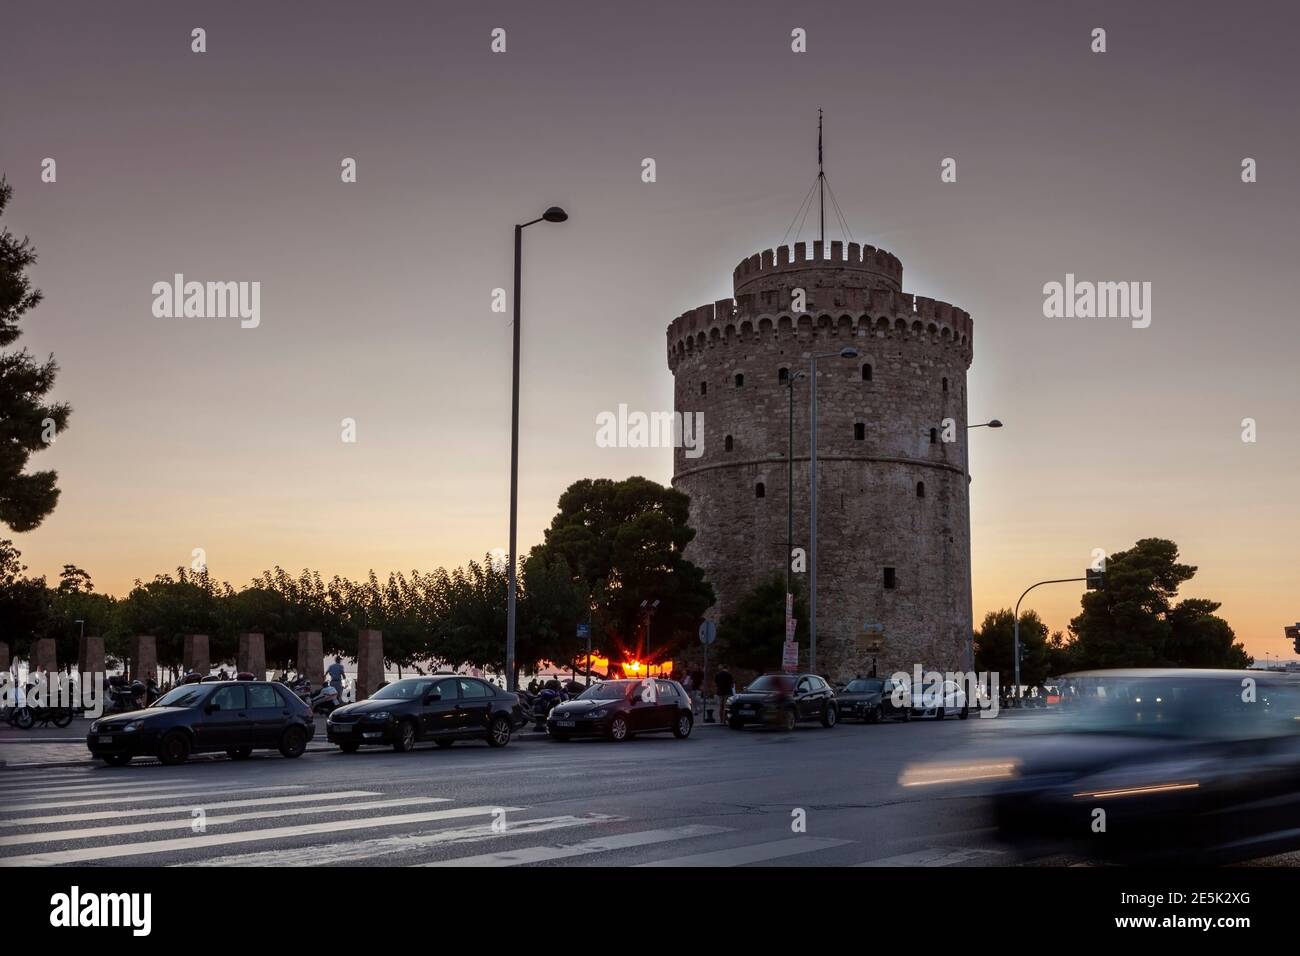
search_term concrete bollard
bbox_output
[129,636,158,683]
[296,632,324,688]
[33,637,58,675]
[78,635,105,679]
[237,633,266,679]
[183,634,210,676]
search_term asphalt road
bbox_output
[2,712,1296,867]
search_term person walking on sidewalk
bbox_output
[715,666,734,723]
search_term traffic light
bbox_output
[1286,624,1299,655]
[1085,567,1105,590]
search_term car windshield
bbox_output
[845,679,883,693]
[1059,676,1300,740]
[578,681,636,700]
[370,678,440,700]
[151,684,214,708]
[748,675,795,693]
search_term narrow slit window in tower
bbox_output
[883,567,897,590]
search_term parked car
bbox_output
[728,673,838,731]
[838,676,911,722]
[326,675,520,752]
[546,678,693,742]
[86,680,314,766]
[909,678,969,719]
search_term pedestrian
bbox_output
[326,656,346,695]
[715,666,734,722]
[682,672,694,693]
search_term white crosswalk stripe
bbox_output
[857,846,1005,866]
[0,791,382,827]
[3,785,307,813]
[0,804,523,867]
[422,823,733,867]
[636,836,852,867]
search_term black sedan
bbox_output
[837,676,911,723]
[546,679,693,742]
[327,675,522,752]
[728,673,838,731]
[86,680,314,766]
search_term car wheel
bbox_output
[338,742,360,753]
[12,707,34,730]
[728,718,745,730]
[608,716,630,742]
[226,747,253,760]
[487,715,512,748]
[936,706,945,720]
[53,711,74,729]
[101,753,131,766]
[821,705,837,728]
[392,720,417,753]
[901,708,911,722]
[672,713,693,739]
[434,738,454,749]
[868,705,883,723]
[157,730,191,766]
[782,708,797,732]
[279,725,308,758]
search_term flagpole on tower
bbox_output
[818,108,825,245]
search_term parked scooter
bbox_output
[309,683,340,715]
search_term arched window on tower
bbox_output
[700,381,707,396]
[755,481,766,499]
[929,427,938,444]
[724,434,734,452]
[778,367,789,384]
[862,364,873,382]
[942,376,949,392]
[853,423,865,441]
[734,372,744,388]
[916,481,926,498]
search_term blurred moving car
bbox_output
[909,678,968,720]
[547,678,693,742]
[327,675,520,752]
[87,680,315,766]
[989,669,1300,862]
[838,676,910,722]
[728,673,838,731]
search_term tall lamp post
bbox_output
[506,205,568,692]
[784,370,807,598]
[808,346,858,675]
[963,419,1002,672]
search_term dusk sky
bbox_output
[3,0,1297,661]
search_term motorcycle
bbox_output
[309,683,340,715]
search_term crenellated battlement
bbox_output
[665,283,973,371]
[732,240,903,295]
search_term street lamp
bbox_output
[808,345,858,675]
[639,599,659,675]
[506,205,568,692]
[963,419,1002,671]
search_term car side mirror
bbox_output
[424,692,441,702]
[205,704,218,714]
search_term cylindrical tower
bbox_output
[667,240,975,681]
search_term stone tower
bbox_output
[666,239,974,682]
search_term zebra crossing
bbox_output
[0,765,1009,868]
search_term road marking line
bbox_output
[424,823,733,867]
[0,805,521,867]
[637,836,851,867]
[856,846,1005,866]
[2,780,203,797]
[1,785,306,813]
[193,814,621,867]
[0,797,449,847]
[0,791,381,827]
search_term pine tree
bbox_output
[0,176,71,531]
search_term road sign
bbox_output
[698,620,717,645]
[781,640,799,672]
[576,623,590,639]
[785,617,797,640]
[1086,568,1105,590]
[1287,623,1300,652]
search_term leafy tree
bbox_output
[530,477,715,669]
[717,575,807,674]
[0,538,52,661]
[0,177,71,532]
[1068,538,1248,669]
[974,608,1050,689]
[112,568,234,674]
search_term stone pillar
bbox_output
[0,642,10,673]
[355,629,384,700]
[238,633,266,678]
[78,635,105,678]
[129,635,157,683]
[183,634,210,676]
[296,632,324,688]
[33,637,57,675]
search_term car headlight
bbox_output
[122,720,144,733]
[587,708,608,718]
[90,720,100,733]
[367,712,391,722]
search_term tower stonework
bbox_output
[667,240,974,682]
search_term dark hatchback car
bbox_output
[546,679,693,742]
[327,675,522,752]
[728,673,838,731]
[87,680,314,766]
[837,676,910,723]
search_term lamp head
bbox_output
[542,206,568,223]
[988,419,1004,428]
[839,347,859,359]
